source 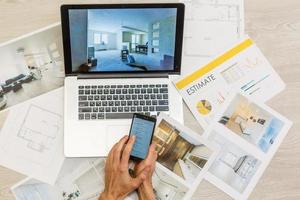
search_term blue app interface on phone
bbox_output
[130,117,155,159]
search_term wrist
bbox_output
[138,182,155,200]
[99,191,125,200]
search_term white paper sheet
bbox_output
[180,0,245,75]
[0,88,64,184]
[173,37,285,128]
[203,92,292,199]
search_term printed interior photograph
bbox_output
[0,24,64,111]
[12,158,106,200]
[208,131,261,193]
[69,8,177,72]
[153,117,213,184]
[218,94,284,152]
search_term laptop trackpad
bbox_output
[106,125,129,152]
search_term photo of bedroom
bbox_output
[218,94,284,153]
[0,24,64,111]
[208,131,261,194]
[69,8,177,72]
[153,118,213,184]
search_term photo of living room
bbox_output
[153,118,213,184]
[0,24,64,111]
[69,8,177,72]
[208,131,261,194]
[218,94,284,152]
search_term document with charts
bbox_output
[173,37,285,128]
[202,92,292,199]
[0,88,64,184]
[180,0,244,74]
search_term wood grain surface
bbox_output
[0,0,299,199]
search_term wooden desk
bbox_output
[0,0,299,199]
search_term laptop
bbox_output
[61,3,185,157]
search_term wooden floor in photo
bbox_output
[0,0,299,199]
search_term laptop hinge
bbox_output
[77,73,169,79]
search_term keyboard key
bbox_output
[91,90,96,94]
[104,85,110,88]
[141,89,146,93]
[134,101,139,106]
[127,101,132,106]
[111,85,116,88]
[79,96,87,101]
[115,101,120,106]
[98,85,103,88]
[107,95,112,100]
[159,100,168,105]
[132,95,137,100]
[79,101,88,107]
[96,101,101,106]
[137,107,142,112]
[149,106,155,111]
[143,85,148,88]
[98,113,104,119]
[120,95,125,100]
[105,107,111,112]
[91,113,97,120]
[152,100,158,105]
[106,113,133,119]
[118,107,123,112]
[143,106,149,111]
[147,89,152,93]
[131,107,136,112]
[124,85,129,88]
[140,101,145,105]
[79,107,92,113]
[112,107,117,112]
[104,89,109,94]
[137,85,142,88]
[121,101,126,106]
[92,85,97,89]
[97,89,103,94]
[102,101,108,106]
[79,90,84,95]
[150,94,156,99]
[149,85,155,88]
[162,84,168,87]
[113,95,118,100]
[122,89,128,94]
[157,94,162,99]
[124,107,130,112]
[130,85,135,88]
[129,89,134,94]
[156,106,169,111]
[78,86,84,89]
[85,90,90,95]
[99,107,105,112]
[101,95,106,100]
[116,89,121,94]
[117,85,123,88]
[90,102,95,106]
[109,101,114,106]
[138,95,143,100]
[135,89,140,94]
[160,88,168,93]
[93,107,98,112]
[79,113,84,120]
[85,86,90,89]
[110,89,115,94]
[94,95,100,100]
[88,96,93,100]
[153,88,159,93]
[85,113,91,119]
[163,94,168,99]
[144,94,149,99]
[126,95,131,100]
[156,84,161,87]
[146,100,151,105]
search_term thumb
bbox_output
[132,166,150,188]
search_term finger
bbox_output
[121,135,136,169]
[113,135,129,165]
[131,166,150,189]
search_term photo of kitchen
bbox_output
[208,131,261,193]
[218,94,284,152]
[153,118,213,184]
[0,24,64,111]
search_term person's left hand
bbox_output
[99,135,150,200]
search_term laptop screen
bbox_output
[64,5,183,74]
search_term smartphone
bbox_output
[129,113,156,161]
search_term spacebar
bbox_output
[105,113,134,119]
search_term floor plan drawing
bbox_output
[181,0,244,57]
[17,104,62,153]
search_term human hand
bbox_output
[134,144,158,200]
[99,135,150,200]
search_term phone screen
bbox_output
[129,114,156,160]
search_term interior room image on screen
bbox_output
[69,8,177,72]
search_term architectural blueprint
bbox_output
[180,0,244,74]
[0,88,64,185]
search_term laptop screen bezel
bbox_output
[61,3,185,76]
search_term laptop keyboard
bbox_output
[78,84,169,120]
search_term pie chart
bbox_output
[196,100,212,115]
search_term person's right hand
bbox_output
[134,144,158,200]
[99,135,150,200]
